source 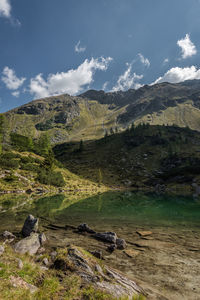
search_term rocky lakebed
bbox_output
[0,191,200,299]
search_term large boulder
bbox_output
[14,233,41,255]
[22,215,38,237]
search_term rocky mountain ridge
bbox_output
[3,79,200,143]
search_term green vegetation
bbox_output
[10,132,33,152]
[37,169,65,187]
[54,124,200,193]
[0,245,145,300]
[0,114,5,154]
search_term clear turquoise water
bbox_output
[0,191,200,230]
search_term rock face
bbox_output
[14,233,41,255]
[53,246,145,299]
[22,215,38,237]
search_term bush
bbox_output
[3,174,18,182]
[20,156,36,164]
[10,133,33,151]
[0,158,20,169]
[37,169,65,187]
[20,162,39,172]
[1,152,21,159]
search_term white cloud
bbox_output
[75,41,86,53]
[0,0,11,18]
[177,34,197,59]
[111,63,143,92]
[102,81,109,91]
[152,65,200,85]
[2,67,26,90]
[29,56,113,98]
[163,58,169,64]
[12,91,20,97]
[138,53,150,67]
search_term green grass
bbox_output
[0,245,146,300]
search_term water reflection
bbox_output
[0,191,200,229]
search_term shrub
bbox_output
[3,174,18,182]
[20,163,39,172]
[20,156,36,164]
[0,158,20,169]
[10,133,33,151]
[1,152,21,159]
[37,169,65,187]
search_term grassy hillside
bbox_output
[54,124,200,193]
[4,95,125,144]
[3,80,200,145]
[0,149,107,195]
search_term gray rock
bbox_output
[22,215,38,237]
[2,231,16,239]
[39,233,47,246]
[116,238,126,250]
[0,245,4,255]
[37,247,46,254]
[50,251,57,260]
[10,275,38,294]
[77,223,96,234]
[14,233,40,255]
[40,266,48,271]
[107,244,117,253]
[43,258,49,266]
[90,250,103,259]
[94,232,117,244]
[17,258,23,269]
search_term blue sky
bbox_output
[1,0,200,112]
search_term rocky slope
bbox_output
[3,79,200,144]
[80,80,200,130]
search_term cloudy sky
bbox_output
[1,0,200,112]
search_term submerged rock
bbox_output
[22,215,38,237]
[14,233,41,255]
[93,232,117,244]
[124,249,140,258]
[116,238,126,250]
[137,231,153,237]
[90,250,103,259]
[77,223,96,234]
[107,244,117,253]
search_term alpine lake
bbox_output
[0,191,200,300]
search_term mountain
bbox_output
[80,80,200,129]
[3,79,200,144]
